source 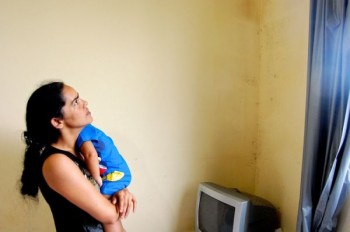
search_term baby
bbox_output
[77,124,132,197]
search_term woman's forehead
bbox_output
[62,85,78,101]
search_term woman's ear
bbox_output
[51,118,64,129]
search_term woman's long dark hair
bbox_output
[20,81,65,199]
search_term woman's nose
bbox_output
[82,99,88,106]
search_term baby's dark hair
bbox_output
[20,81,65,198]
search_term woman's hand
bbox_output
[111,188,137,219]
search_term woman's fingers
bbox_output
[113,189,137,219]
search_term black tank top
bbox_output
[39,146,103,232]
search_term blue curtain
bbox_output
[297,0,350,231]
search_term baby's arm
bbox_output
[80,141,103,187]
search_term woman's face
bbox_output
[60,84,93,129]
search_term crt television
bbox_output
[195,182,279,232]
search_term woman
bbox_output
[20,81,136,232]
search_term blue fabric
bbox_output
[77,124,132,195]
[297,0,350,231]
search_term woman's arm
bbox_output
[80,141,103,187]
[42,153,121,230]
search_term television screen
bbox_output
[195,182,279,232]
[195,182,249,232]
[198,192,235,232]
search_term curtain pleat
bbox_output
[297,0,350,231]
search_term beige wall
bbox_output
[0,1,309,231]
[256,0,309,231]
[338,192,350,231]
